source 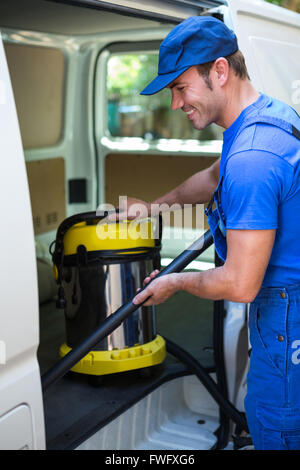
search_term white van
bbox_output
[0,0,299,451]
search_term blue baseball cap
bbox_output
[140,16,238,95]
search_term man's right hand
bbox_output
[107,196,151,222]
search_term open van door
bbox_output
[0,34,45,450]
[227,0,300,112]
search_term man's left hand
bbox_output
[132,270,180,306]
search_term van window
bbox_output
[107,52,223,142]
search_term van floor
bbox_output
[38,290,215,450]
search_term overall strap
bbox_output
[236,115,300,141]
[218,113,300,195]
[205,175,223,214]
[217,115,300,192]
[205,114,300,230]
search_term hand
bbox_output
[106,196,151,222]
[133,270,180,306]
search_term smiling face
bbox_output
[168,65,224,130]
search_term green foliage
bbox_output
[107,53,171,108]
[264,0,283,5]
[107,54,158,98]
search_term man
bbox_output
[118,16,300,449]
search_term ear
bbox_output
[213,58,229,87]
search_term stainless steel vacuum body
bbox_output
[52,212,166,376]
[62,258,157,351]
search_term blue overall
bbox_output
[205,109,300,450]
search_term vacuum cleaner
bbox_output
[50,211,166,377]
[43,215,248,435]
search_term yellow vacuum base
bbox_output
[59,335,166,376]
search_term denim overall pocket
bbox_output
[246,288,300,449]
[248,302,288,379]
[255,403,300,450]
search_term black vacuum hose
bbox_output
[164,337,248,432]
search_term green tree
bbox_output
[264,0,283,5]
[107,54,159,99]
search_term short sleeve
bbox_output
[223,150,294,230]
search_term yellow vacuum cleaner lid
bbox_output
[63,218,156,255]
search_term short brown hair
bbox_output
[197,50,250,89]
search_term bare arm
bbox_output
[133,228,276,305]
[177,229,276,302]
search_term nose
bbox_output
[170,89,184,111]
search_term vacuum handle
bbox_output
[41,230,213,391]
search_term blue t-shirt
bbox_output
[220,93,300,287]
